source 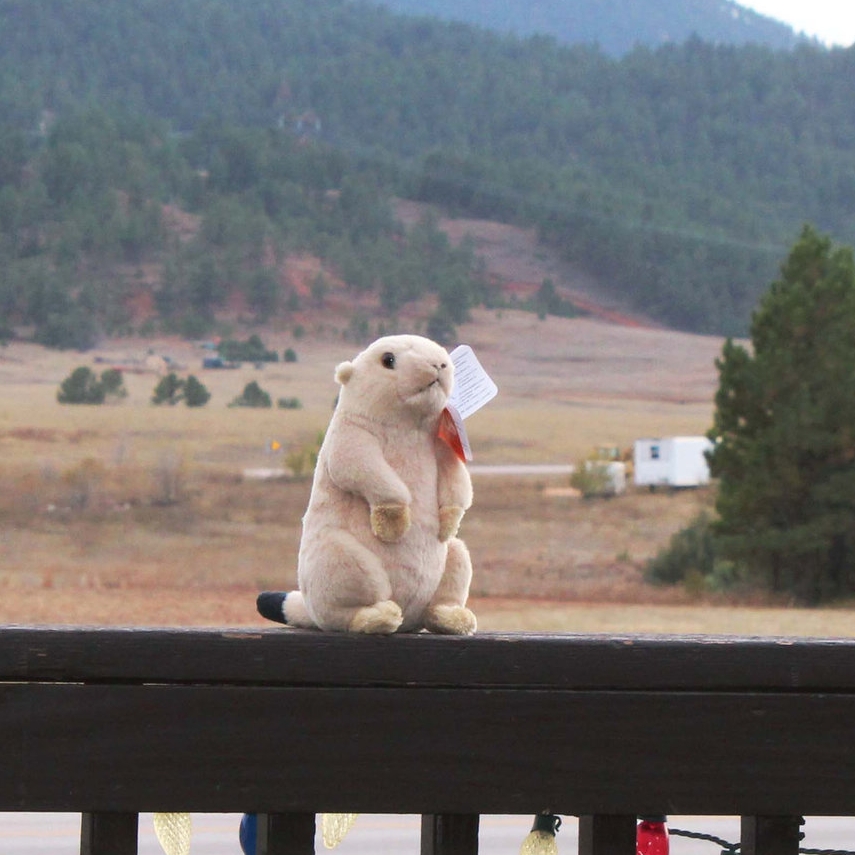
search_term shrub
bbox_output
[285,431,324,477]
[285,447,311,478]
[645,512,741,592]
[283,347,298,363]
[99,368,127,400]
[218,334,278,363]
[570,458,617,498]
[58,367,104,404]
[151,373,211,407]
[183,375,211,407]
[277,396,302,409]
[230,380,272,408]
[151,372,184,405]
[532,278,580,319]
[57,366,126,404]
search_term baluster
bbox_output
[80,812,139,855]
[255,812,317,855]
[578,815,637,855]
[741,816,801,855]
[421,813,480,855]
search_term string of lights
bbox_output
[156,810,855,854]
[669,826,740,854]
[515,814,855,855]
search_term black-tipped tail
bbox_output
[257,591,288,624]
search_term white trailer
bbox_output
[633,436,713,488]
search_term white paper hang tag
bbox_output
[448,345,498,419]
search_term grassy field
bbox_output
[3,310,851,635]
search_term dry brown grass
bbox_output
[3,312,852,635]
[465,475,714,600]
[473,599,855,637]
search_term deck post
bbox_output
[256,812,316,855]
[80,812,139,855]
[578,815,637,855]
[421,813,480,855]
[741,816,801,855]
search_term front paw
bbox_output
[370,503,411,542]
[438,506,465,541]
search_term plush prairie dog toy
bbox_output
[258,334,476,635]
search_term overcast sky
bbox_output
[739,0,855,47]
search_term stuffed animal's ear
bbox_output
[335,361,354,385]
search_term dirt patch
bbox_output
[394,199,656,327]
[161,204,200,242]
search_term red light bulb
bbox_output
[637,816,669,855]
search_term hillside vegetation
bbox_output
[1,1,854,337]
[0,113,488,347]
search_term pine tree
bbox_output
[708,226,855,602]
[151,373,185,405]
[229,380,272,408]
[57,366,106,404]
[99,368,127,400]
[183,375,211,407]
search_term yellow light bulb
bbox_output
[153,812,192,855]
[322,812,359,849]
[520,814,561,855]
[520,828,560,855]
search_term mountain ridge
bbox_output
[366,0,805,55]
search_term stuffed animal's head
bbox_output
[335,335,454,423]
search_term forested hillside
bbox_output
[0,0,853,338]
[372,0,802,55]
[0,113,487,348]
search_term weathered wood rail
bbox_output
[2,626,855,854]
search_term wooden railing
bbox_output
[2,626,855,854]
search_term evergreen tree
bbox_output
[99,368,128,400]
[152,372,185,405]
[57,366,106,404]
[707,226,855,602]
[183,375,211,407]
[230,380,272,408]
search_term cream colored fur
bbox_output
[283,334,476,635]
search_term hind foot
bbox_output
[424,604,477,636]
[349,600,404,634]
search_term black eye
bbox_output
[381,352,396,369]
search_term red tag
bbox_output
[438,406,471,463]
